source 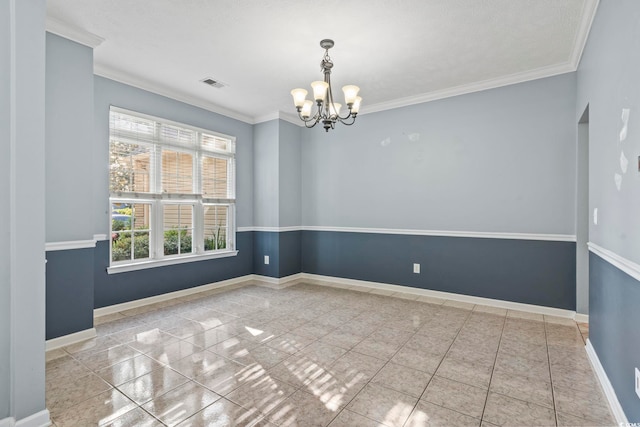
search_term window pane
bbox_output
[202,156,228,198]
[204,205,228,251]
[162,150,193,194]
[160,124,195,147]
[164,204,193,256]
[111,202,151,263]
[109,142,151,193]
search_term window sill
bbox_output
[107,250,239,274]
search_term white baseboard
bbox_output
[585,339,628,425]
[300,273,577,319]
[0,417,14,427]
[94,275,253,318]
[15,409,51,427]
[46,328,97,352]
[575,313,589,323]
[250,273,304,289]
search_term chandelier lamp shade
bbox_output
[291,39,362,132]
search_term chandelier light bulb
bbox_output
[290,88,308,108]
[301,100,313,118]
[342,85,360,106]
[310,81,329,102]
[329,103,342,117]
[350,96,362,114]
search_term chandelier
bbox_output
[290,39,362,132]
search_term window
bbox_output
[109,108,236,272]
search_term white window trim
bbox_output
[107,250,239,274]
[109,107,237,273]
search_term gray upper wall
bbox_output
[0,0,11,417]
[577,0,640,264]
[93,76,254,234]
[301,73,577,235]
[253,120,279,227]
[278,120,302,227]
[46,33,94,243]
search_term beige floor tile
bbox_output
[46,354,93,382]
[46,372,113,418]
[73,343,142,371]
[352,337,402,360]
[209,336,262,358]
[435,356,493,388]
[497,335,548,363]
[298,342,348,366]
[390,346,442,374]
[492,352,550,383]
[346,383,417,427]
[62,335,119,355]
[264,333,316,355]
[118,366,190,405]
[473,305,507,316]
[268,389,343,426]
[45,348,69,363]
[556,411,615,427]
[482,392,556,427]
[553,385,615,425]
[318,328,367,350]
[489,370,553,408]
[176,398,267,427]
[100,407,164,426]
[52,389,137,427]
[506,310,544,322]
[194,358,266,395]
[232,344,291,370]
[142,380,221,426]
[226,376,298,416]
[328,409,388,427]
[405,401,481,427]
[93,312,127,326]
[443,300,475,310]
[146,340,200,364]
[124,329,179,352]
[422,376,487,419]
[184,326,238,349]
[96,354,164,386]
[371,362,432,398]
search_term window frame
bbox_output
[108,107,238,274]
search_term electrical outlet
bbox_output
[413,263,420,274]
[635,367,640,400]
[264,255,270,265]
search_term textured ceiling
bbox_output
[46,0,598,123]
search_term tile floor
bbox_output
[46,282,616,426]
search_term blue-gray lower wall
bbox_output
[589,252,640,422]
[94,231,254,308]
[253,231,302,278]
[45,248,94,340]
[302,231,576,310]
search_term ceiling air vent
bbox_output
[201,77,228,89]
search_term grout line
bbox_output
[478,310,508,423]
[543,320,560,427]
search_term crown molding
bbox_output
[254,111,303,127]
[94,63,255,125]
[45,16,104,48]
[570,0,600,69]
[361,62,576,115]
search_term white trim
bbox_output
[93,234,108,241]
[107,250,239,274]
[588,242,640,282]
[14,409,51,427]
[574,313,589,323]
[46,328,96,352]
[0,417,15,427]
[238,226,302,233]
[300,273,576,318]
[253,111,303,127]
[585,339,629,425]
[570,0,600,68]
[237,226,575,242]
[94,275,252,317]
[45,17,103,48]
[251,273,304,289]
[94,64,254,124]
[45,239,96,251]
[360,63,575,116]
